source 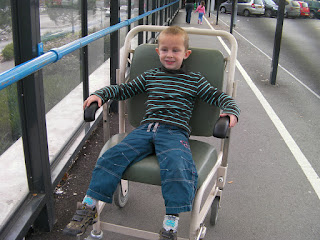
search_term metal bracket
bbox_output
[37,42,44,56]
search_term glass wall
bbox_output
[88,1,111,93]
[0,0,28,231]
[40,0,82,163]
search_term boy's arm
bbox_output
[197,77,240,127]
[86,73,147,107]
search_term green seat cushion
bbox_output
[99,133,218,189]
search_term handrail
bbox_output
[0,0,179,91]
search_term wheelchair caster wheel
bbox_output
[210,197,220,226]
[200,225,206,239]
[85,229,103,239]
[114,181,129,208]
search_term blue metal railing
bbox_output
[0,0,179,91]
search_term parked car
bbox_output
[273,0,300,18]
[219,0,265,16]
[284,0,301,18]
[297,1,310,17]
[262,0,278,17]
[304,0,320,18]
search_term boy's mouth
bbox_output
[165,60,175,65]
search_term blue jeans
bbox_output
[87,123,198,214]
[185,3,193,23]
[198,12,204,22]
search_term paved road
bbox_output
[90,11,320,240]
[215,13,320,95]
[212,12,320,176]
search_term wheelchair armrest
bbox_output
[213,116,230,139]
[84,102,99,122]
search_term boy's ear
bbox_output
[184,49,192,59]
[155,48,160,56]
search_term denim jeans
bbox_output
[87,123,198,214]
[198,12,204,22]
[185,3,194,23]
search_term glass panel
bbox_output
[131,0,140,29]
[40,0,82,163]
[120,0,128,46]
[88,0,111,93]
[0,0,28,231]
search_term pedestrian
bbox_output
[185,0,195,24]
[63,25,240,240]
[195,1,206,24]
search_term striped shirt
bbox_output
[93,66,240,133]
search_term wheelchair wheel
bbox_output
[210,197,220,226]
[114,181,129,208]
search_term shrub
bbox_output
[2,42,14,61]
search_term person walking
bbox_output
[185,0,195,24]
[195,1,205,24]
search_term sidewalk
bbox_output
[26,9,320,240]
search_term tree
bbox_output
[0,0,11,34]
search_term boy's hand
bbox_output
[83,95,102,110]
[220,113,238,128]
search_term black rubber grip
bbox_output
[84,102,99,122]
[213,116,230,139]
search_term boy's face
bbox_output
[156,34,191,70]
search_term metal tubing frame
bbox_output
[97,25,238,239]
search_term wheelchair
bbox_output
[83,25,238,240]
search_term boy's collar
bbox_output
[160,64,186,74]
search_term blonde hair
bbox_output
[158,26,189,50]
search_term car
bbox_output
[285,0,301,18]
[105,7,110,17]
[273,0,300,18]
[219,0,265,16]
[297,1,310,17]
[262,0,278,17]
[61,0,78,6]
[304,0,320,19]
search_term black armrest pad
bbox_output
[84,102,99,122]
[213,116,230,138]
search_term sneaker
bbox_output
[159,228,177,240]
[63,202,98,236]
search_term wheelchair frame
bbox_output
[85,25,238,240]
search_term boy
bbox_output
[63,26,240,240]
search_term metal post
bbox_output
[128,0,132,33]
[230,0,237,34]
[216,0,220,25]
[81,0,89,101]
[152,0,156,39]
[270,0,285,85]
[110,0,120,112]
[138,0,144,44]
[11,0,54,232]
[159,0,164,25]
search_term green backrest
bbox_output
[128,44,225,137]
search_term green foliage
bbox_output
[0,0,11,33]
[2,42,14,61]
[0,85,21,155]
[42,52,81,112]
